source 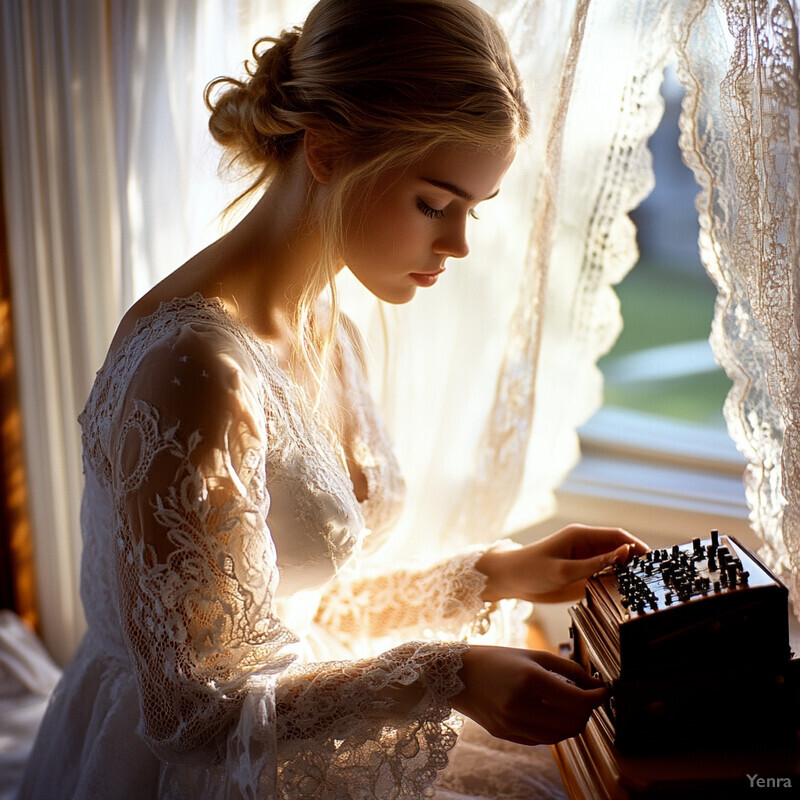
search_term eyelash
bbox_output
[416,199,480,220]
[417,199,445,219]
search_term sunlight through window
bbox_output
[599,66,731,430]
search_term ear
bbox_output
[303,130,335,184]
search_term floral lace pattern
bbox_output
[315,546,504,644]
[73,295,480,798]
[673,0,800,611]
[277,642,467,800]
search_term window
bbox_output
[600,65,730,431]
[552,66,752,549]
[527,70,752,646]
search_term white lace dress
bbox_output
[15,296,565,800]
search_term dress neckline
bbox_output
[101,292,372,504]
[81,292,405,536]
[105,292,279,372]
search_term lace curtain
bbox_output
[673,0,800,611]
[1,0,798,663]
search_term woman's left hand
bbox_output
[476,523,649,604]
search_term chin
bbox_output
[381,287,418,305]
[358,281,418,305]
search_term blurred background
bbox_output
[600,65,730,429]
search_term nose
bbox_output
[433,217,470,260]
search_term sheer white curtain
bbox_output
[0,0,274,663]
[0,0,121,665]
[357,0,674,555]
[2,0,799,663]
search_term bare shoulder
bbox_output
[108,290,174,355]
[107,252,219,355]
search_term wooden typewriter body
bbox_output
[568,532,798,754]
[556,532,800,798]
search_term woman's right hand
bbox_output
[451,645,607,745]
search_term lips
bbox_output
[409,269,445,287]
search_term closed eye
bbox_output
[417,199,445,219]
[418,198,481,221]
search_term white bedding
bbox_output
[0,612,60,800]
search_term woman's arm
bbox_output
[314,544,504,642]
[110,323,470,797]
[475,523,649,604]
[315,525,647,643]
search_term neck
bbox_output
[203,152,337,341]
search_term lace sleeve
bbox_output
[111,320,467,797]
[275,640,467,797]
[314,541,520,643]
[111,322,296,763]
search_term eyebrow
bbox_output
[422,178,500,203]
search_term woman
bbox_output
[17,1,645,798]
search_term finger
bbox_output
[520,657,607,712]
[530,652,608,694]
[624,532,650,554]
[537,677,607,716]
[530,650,593,679]
[522,700,598,743]
[500,707,589,746]
[556,546,629,586]
[610,543,635,568]
[560,663,607,691]
[566,527,649,559]
[543,686,607,714]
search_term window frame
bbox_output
[555,406,753,546]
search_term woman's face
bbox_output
[340,143,516,304]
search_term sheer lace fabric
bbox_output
[315,547,504,645]
[16,295,505,799]
[672,0,800,611]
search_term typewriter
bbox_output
[555,532,800,798]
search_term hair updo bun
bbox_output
[205,28,304,175]
[205,0,529,193]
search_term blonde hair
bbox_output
[205,0,529,402]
